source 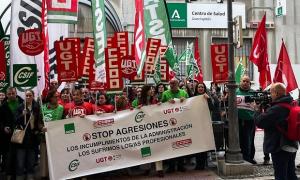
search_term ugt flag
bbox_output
[47,0,78,24]
[273,40,298,93]
[10,0,46,97]
[249,14,271,89]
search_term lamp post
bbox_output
[225,0,243,163]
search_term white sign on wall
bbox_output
[275,0,286,17]
[187,3,246,29]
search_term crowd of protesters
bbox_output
[1,76,299,179]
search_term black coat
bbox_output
[255,95,298,153]
[0,96,24,151]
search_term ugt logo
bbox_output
[48,0,77,12]
[13,64,37,87]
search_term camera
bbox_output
[244,91,271,106]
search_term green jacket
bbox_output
[161,89,189,103]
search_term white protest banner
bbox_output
[46,95,215,180]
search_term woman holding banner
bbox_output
[40,89,64,180]
[94,93,114,114]
[135,85,162,177]
[14,90,43,180]
[194,82,220,170]
[64,89,94,118]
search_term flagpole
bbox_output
[225,0,243,164]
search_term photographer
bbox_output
[254,83,298,180]
[236,75,257,164]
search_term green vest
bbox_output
[161,89,189,103]
[42,104,64,122]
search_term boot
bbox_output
[16,175,25,180]
[27,174,34,180]
[5,175,12,180]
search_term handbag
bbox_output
[11,113,32,144]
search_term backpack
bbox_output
[277,101,300,141]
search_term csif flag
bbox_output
[10,0,46,98]
[273,40,298,93]
[143,0,179,74]
[92,0,107,82]
[249,14,271,89]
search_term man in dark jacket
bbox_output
[0,87,24,180]
[255,83,298,180]
[236,75,257,164]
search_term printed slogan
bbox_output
[46,95,215,180]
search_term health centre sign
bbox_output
[167,3,246,29]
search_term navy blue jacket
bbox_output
[255,95,298,153]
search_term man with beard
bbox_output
[236,75,257,164]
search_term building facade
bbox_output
[1,0,299,87]
[74,0,300,86]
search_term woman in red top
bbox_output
[94,93,114,114]
[64,89,94,118]
[58,88,71,106]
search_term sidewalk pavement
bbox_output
[1,131,300,180]
[71,130,300,179]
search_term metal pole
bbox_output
[225,0,243,164]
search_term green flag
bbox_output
[153,55,161,84]
[235,58,245,83]
[186,55,199,79]
[143,0,179,74]
[92,0,107,82]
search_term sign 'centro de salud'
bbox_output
[167,3,246,29]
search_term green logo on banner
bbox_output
[141,147,151,158]
[13,64,37,87]
[64,123,75,134]
[167,3,187,28]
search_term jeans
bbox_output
[239,119,255,162]
[271,150,297,180]
[16,148,35,176]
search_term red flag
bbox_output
[273,40,298,93]
[134,0,145,66]
[249,14,271,89]
[55,40,78,82]
[210,44,229,83]
[42,0,50,96]
[194,37,203,83]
